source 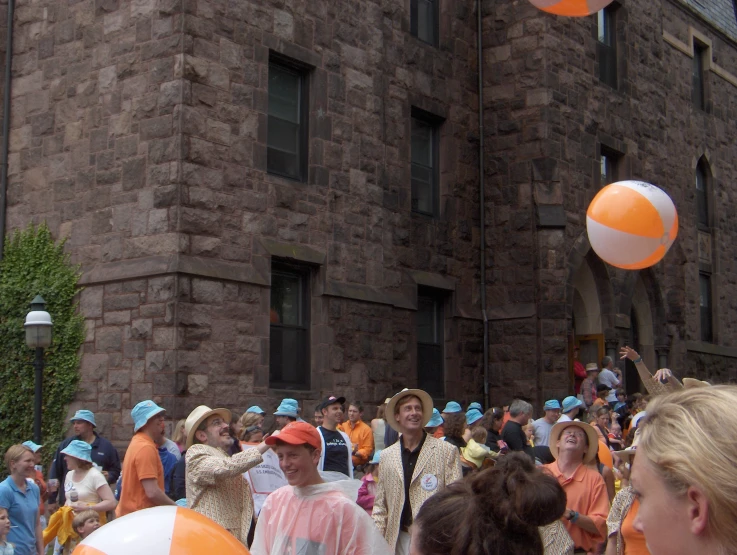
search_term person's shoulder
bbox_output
[94,434,115,449]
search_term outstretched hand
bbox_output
[619,346,639,361]
[653,368,674,384]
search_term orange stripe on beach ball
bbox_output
[586,180,678,270]
[529,0,615,17]
[72,546,107,555]
[171,508,251,554]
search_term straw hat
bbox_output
[683,378,711,389]
[385,388,433,432]
[585,363,599,373]
[548,421,599,464]
[185,405,232,449]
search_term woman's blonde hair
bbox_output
[4,444,32,473]
[239,412,262,439]
[172,419,186,445]
[638,385,737,553]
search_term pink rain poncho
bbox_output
[250,481,393,555]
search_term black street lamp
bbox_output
[24,295,53,444]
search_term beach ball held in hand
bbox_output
[72,506,250,555]
[586,180,678,270]
[528,0,614,16]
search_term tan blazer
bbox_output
[372,434,462,550]
[186,444,263,545]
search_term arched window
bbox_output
[695,158,709,228]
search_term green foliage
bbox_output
[0,223,85,470]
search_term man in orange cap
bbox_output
[250,422,392,555]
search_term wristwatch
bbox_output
[567,509,575,521]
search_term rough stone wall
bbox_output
[484,0,737,407]
[5,0,485,442]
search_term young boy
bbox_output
[72,510,100,541]
[250,422,392,555]
[0,507,13,555]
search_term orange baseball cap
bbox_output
[265,421,321,450]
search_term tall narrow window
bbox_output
[696,160,708,228]
[411,0,439,46]
[269,265,310,389]
[597,7,617,88]
[693,42,706,110]
[267,60,309,181]
[699,272,713,342]
[411,112,440,217]
[417,290,444,397]
[599,148,619,186]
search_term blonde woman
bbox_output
[0,445,43,555]
[630,385,737,555]
[172,419,186,453]
[61,441,116,515]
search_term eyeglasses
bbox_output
[208,418,226,428]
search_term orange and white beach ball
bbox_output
[586,180,678,270]
[528,0,614,16]
[73,506,250,555]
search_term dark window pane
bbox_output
[699,273,712,342]
[696,164,708,227]
[600,154,609,186]
[417,0,436,45]
[693,44,705,109]
[271,271,302,326]
[411,116,438,216]
[267,62,306,181]
[596,8,617,88]
[417,293,443,397]
[269,327,309,387]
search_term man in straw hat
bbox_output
[185,405,269,546]
[372,388,462,555]
[543,421,609,555]
[116,400,175,517]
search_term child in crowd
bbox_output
[608,419,624,450]
[72,509,100,541]
[0,507,13,555]
[356,451,380,516]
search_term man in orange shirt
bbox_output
[338,402,374,468]
[544,421,609,555]
[116,400,176,516]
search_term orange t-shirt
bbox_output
[432,425,445,439]
[621,498,650,555]
[597,441,613,469]
[33,469,47,513]
[115,432,164,517]
[544,462,609,553]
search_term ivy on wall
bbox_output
[0,224,85,469]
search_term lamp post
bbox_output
[24,295,53,444]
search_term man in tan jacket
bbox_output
[372,389,462,554]
[185,405,269,546]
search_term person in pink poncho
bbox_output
[250,422,391,555]
[356,451,381,516]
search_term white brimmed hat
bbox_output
[549,420,600,464]
[185,405,232,449]
[385,388,433,432]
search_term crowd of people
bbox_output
[0,344,735,555]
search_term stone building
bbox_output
[0,0,735,444]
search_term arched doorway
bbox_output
[624,274,657,394]
[571,256,605,376]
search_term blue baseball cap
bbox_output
[562,396,584,413]
[442,401,462,414]
[22,441,42,453]
[468,402,483,412]
[426,408,444,428]
[61,439,93,463]
[369,450,382,465]
[70,410,97,428]
[132,400,166,432]
[544,399,562,411]
[246,405,266,415]
[466,408,483,426]
[274,398,299,418]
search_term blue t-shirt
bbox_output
[0,477,39,555]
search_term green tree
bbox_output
[0,224,85,468]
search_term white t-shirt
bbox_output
[64,467,108,506]
[531,418,555,447]
[599,369,620,402]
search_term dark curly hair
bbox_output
[442,412,466,440]
[413,452,567,555]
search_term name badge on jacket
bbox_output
[420,474,438,492]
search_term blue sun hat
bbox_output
[468,402,483,412]
[132,400,166,433]
[274,398,299,418]
[369,450,382,465]
[466,409,484,426]
[22,441,42,453]
[544,399,562,411]
[70,410,97,428]
[442,401,462,414]
[175,498,188,507]
[61,440,93,463]
[562,396,584,413]
[246,405,266,415]
[426,408,444,428]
